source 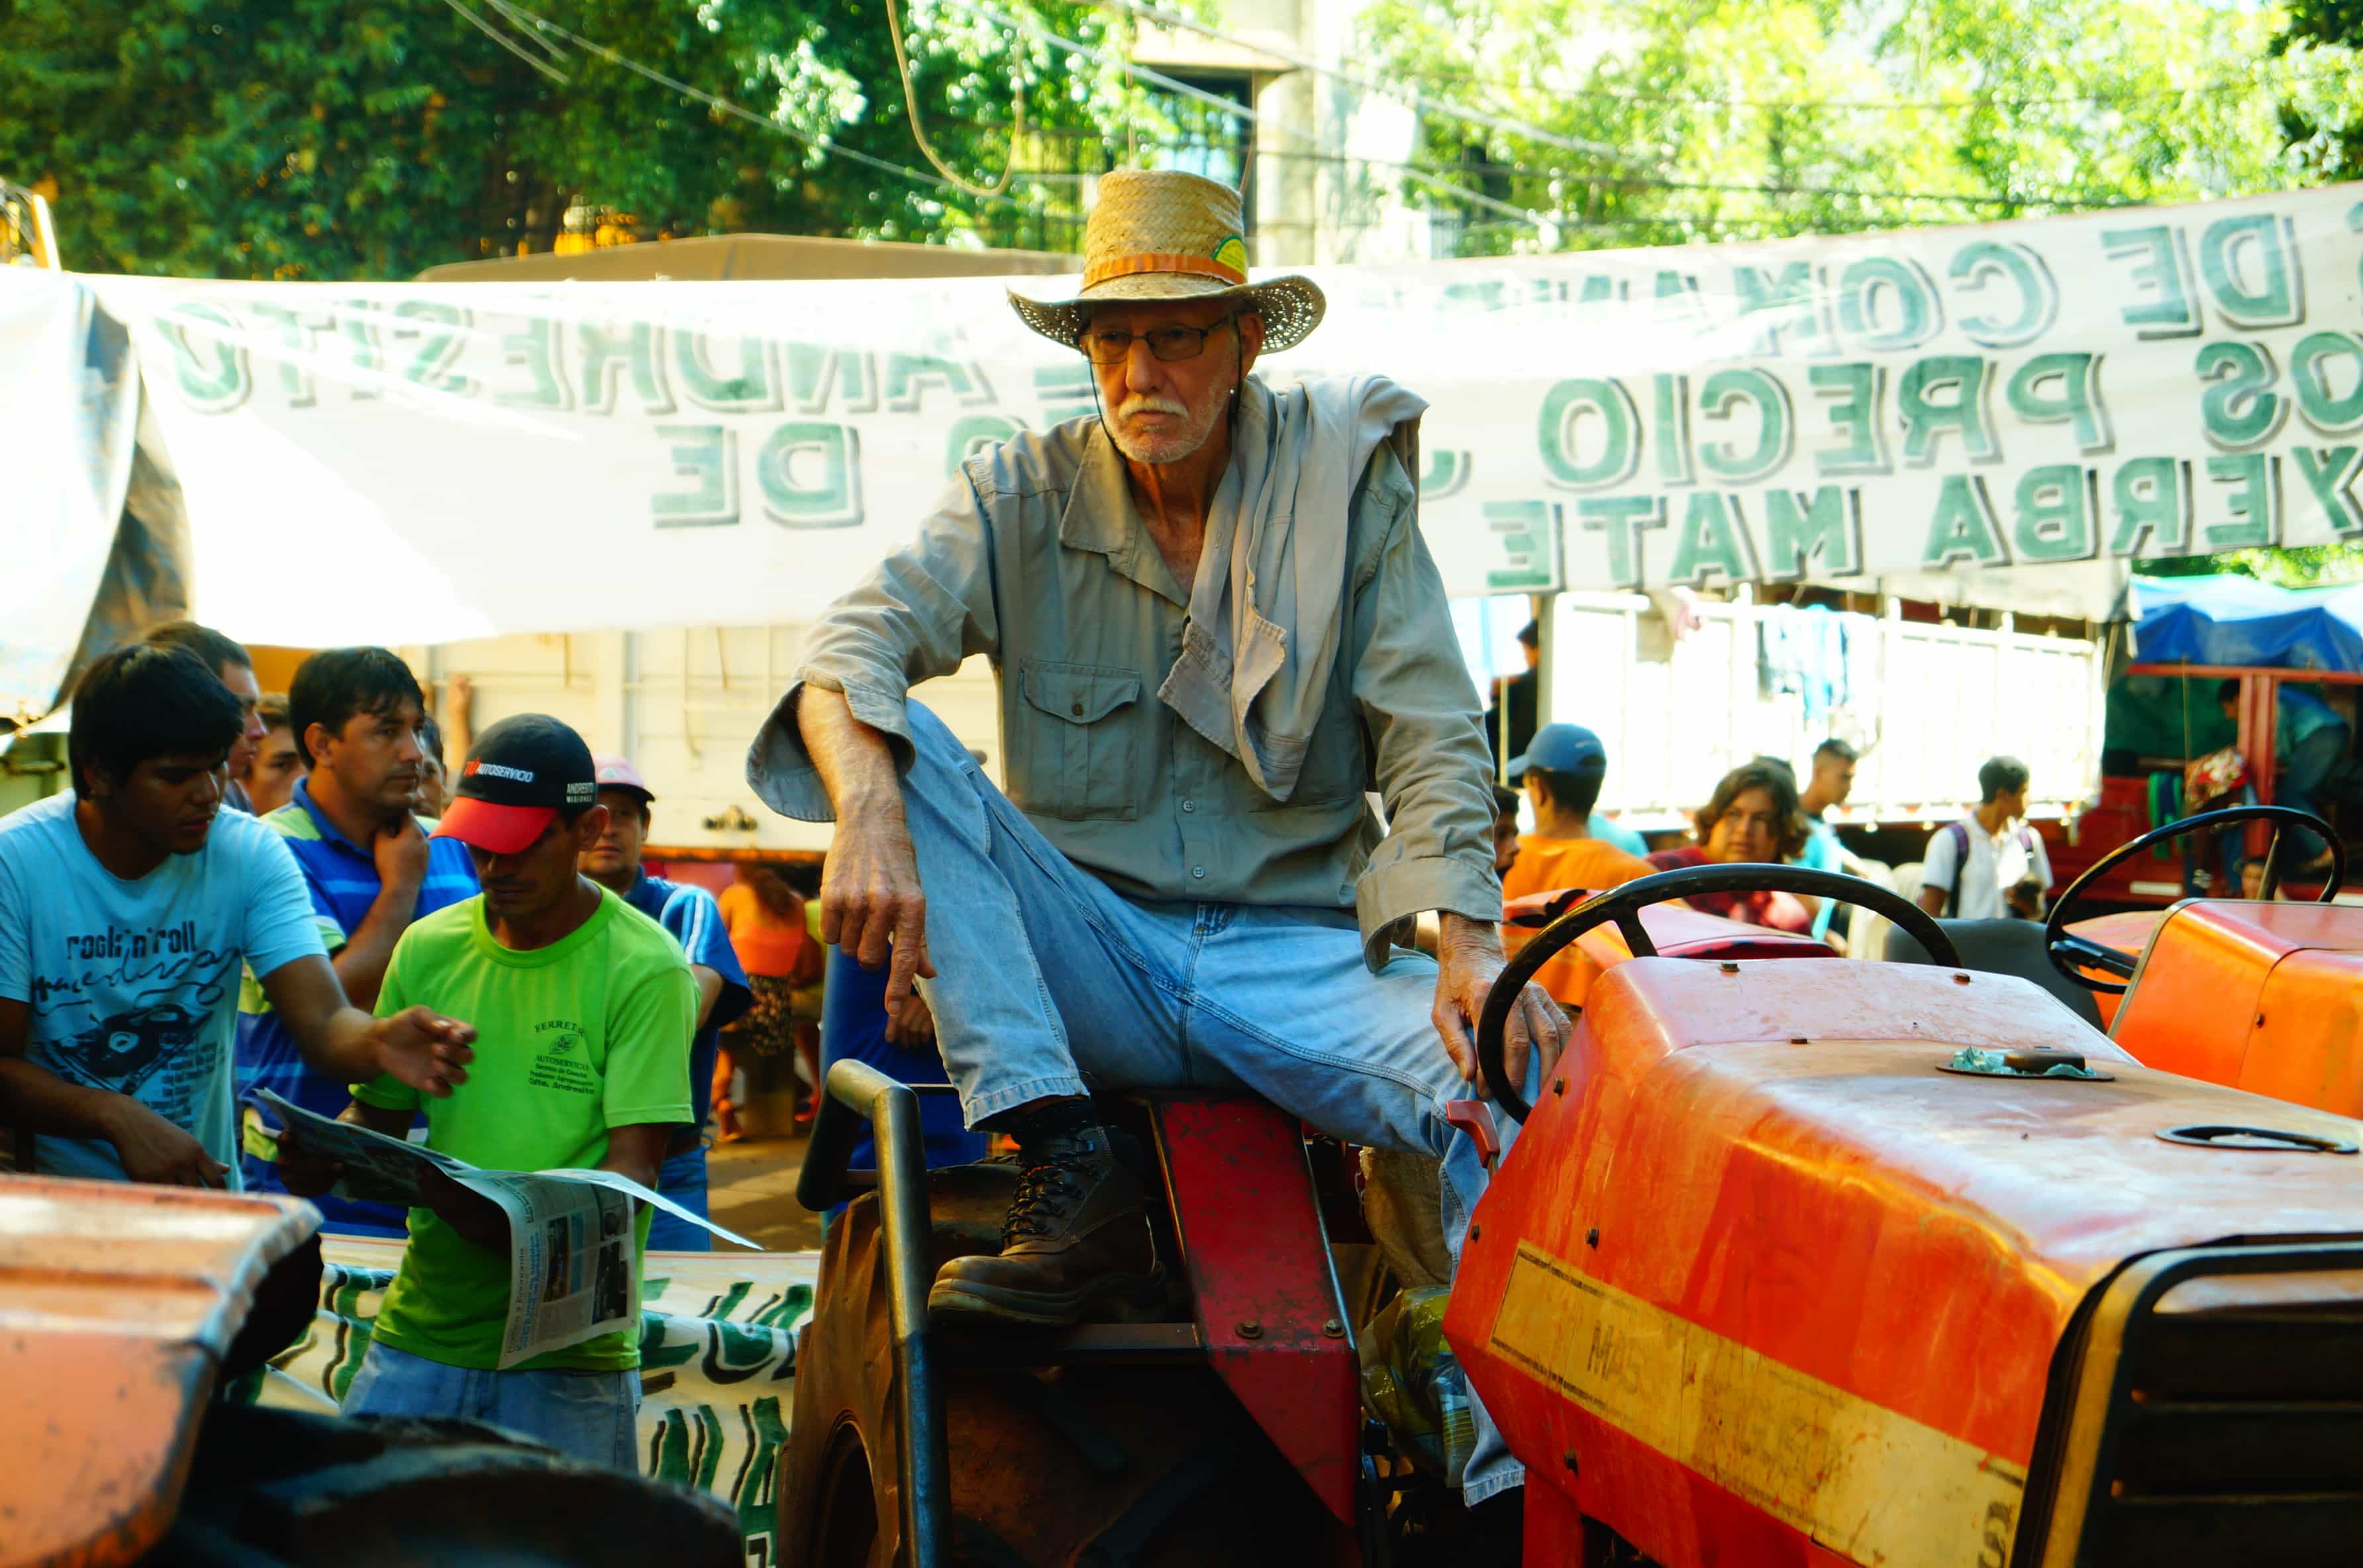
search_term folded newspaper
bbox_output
[256,1089,758,1368]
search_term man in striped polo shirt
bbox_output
[237,647,480,1232]
[578,755,750,1249]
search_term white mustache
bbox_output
[1117,395,1188,419]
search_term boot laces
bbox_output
[1003,1146,1100,1244]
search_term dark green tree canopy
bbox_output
[0,0,1162,278]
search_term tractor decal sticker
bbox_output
[1488,1242,2027,1568]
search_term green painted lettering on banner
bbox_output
[1667,492,1756,585]
[1950,241,2056,349]
[1807,364,1889,475]
[1838,256,1942,351]
[495,317,571,409]
[1697,368,1793,483]
[947,414,1023,473]
[2109,457,2191,556]
[1485,500,1560,590]
[160,301,250,413]
[2013,464,2097,563]
[2195,340,2286,450]
[1578,495,1663,587]
[2289,332,2363,435]
[1652,375,1694,485]
[675,334,779,413]
[787,344,878,414]
[884,353,993,412]
[650,426,736,528]
[1898,356,1999,467]
[578,320,674,415]
[249,303,328,409]
[2005,353,2114,455]
[2293,447,2363,534]
[1538,378,1640,491]
[2103,226,2202,339]
[1922,474,2009,567]
[758,422,864,528]
[2203,453,2280,548]
[2199,214,2304,330]
[393,299,471,395]
[1733,261,1829,356]
[1764,485,1860,579]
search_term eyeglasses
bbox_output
[1079,315,1238,366]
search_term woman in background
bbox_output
[1646,760,1819,933]
[717,863,825,1139]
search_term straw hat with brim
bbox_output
[1009,170,1325,354]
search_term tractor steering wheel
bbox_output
[1474,863,1962,1123]
[2044,804,2345,996]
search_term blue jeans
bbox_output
[892,701,1527,1502]
[342,1340,642,1471]
[649,1146,711,1252]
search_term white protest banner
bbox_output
[259,1234,816,1563]
[34,182,2363,647]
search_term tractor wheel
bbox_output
[140,1399,741,1567]
[779,1162,1340,1568]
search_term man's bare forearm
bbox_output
[1438,911,1505,957]
[797,686,904,823]
[334,881,421,1011]
[0,1057,138,1144]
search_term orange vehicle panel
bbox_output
[2111,900,2363,1114]
[2060,909,2164,1031]
[1447,957,2363,1568]
[0,1178,319,1568]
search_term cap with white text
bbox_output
[432,713,597,856]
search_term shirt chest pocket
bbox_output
[1013,658,1144,821]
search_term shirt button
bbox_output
[1071,701,1083,716]
[1191,865,1206,879]
[1182,799,1197,813]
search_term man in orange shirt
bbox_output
[1500,724,1653,1007]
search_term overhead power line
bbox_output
[1414,61,2363,115]
[1089,0,1648,167]
[478,0,1056,217]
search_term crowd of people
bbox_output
[1489,718,2056,1009]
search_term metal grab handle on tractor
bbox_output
[1444,1100,1501,1171]
[795,1060,953,1568]
[1474,863,1965,1125]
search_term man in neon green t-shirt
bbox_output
[291,714,694,1468]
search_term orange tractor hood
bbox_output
[0,1177,320,1568]
[1448,956,2363,1567]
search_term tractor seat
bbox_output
[1885,917,2105,1030]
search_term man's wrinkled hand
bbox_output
[823,804,936,1022]
[419,1165,509,1251]
[1431,915,1570,1099]
[884,986,938,1050]
[106,1099,228,1187]
[371,1006,476,1097]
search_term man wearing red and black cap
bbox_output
[288,714,697,1467]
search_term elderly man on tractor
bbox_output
[746,170,1568,1531]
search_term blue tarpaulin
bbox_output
[2129,575,2363,672]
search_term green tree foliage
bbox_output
[0,0,1164,278]
[1358,0,2363,254]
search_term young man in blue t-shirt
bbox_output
[0,645,475,1187]
[578,755,750,1248]
[237,647,481,1229]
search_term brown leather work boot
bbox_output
[929,1124,1160,1328]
